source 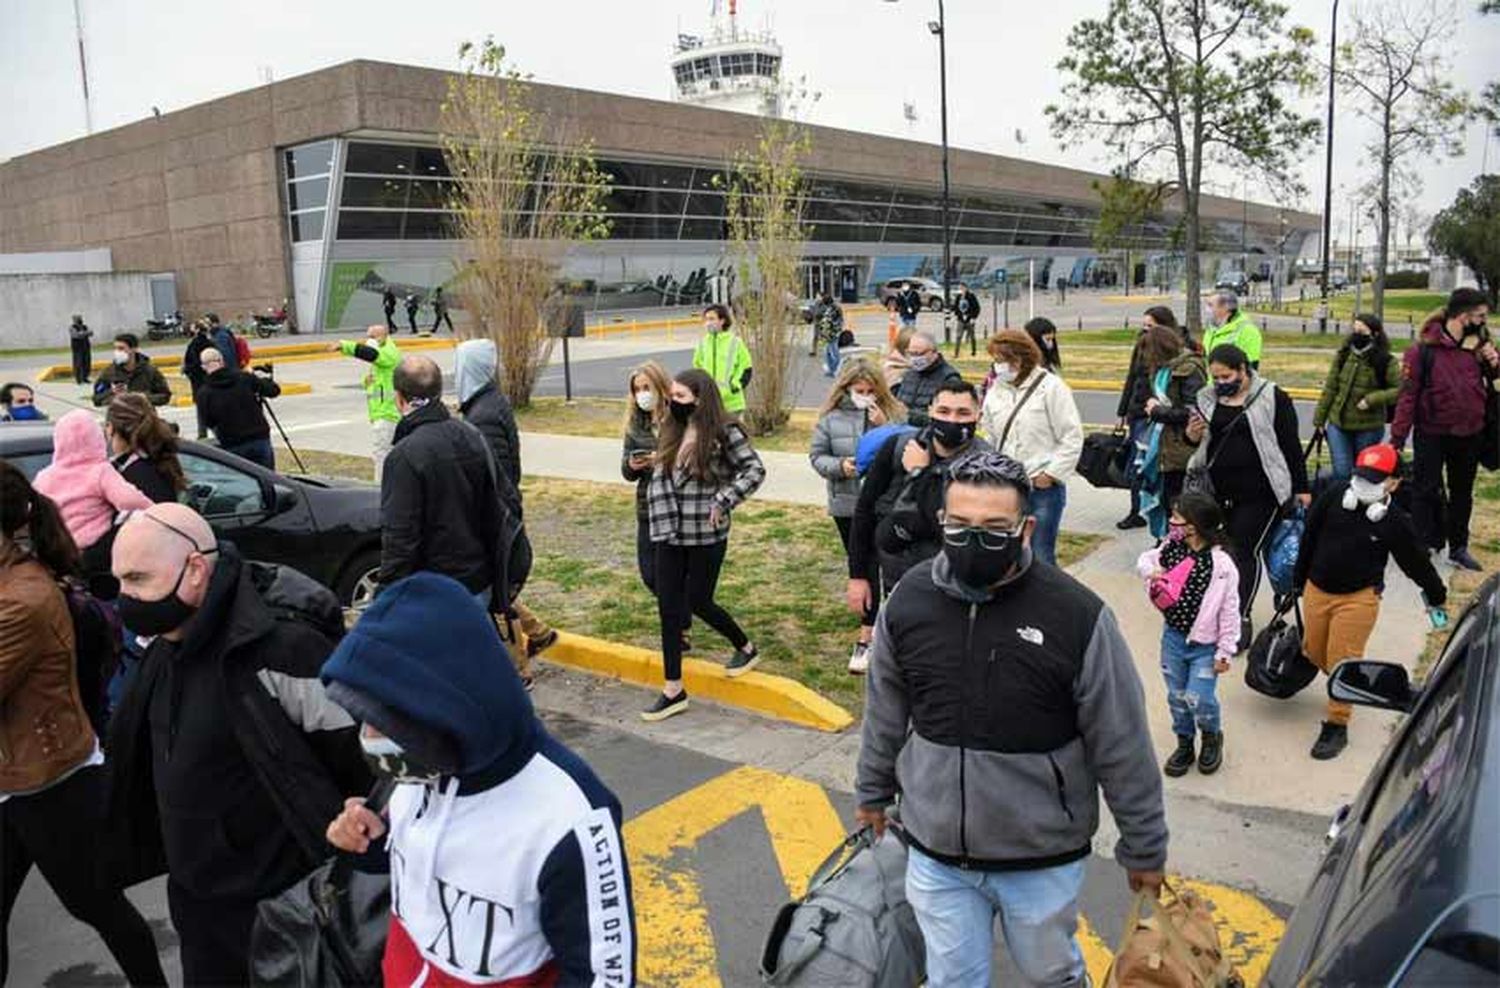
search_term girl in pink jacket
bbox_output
[34,409,152,554]
[1136,492,1240,779]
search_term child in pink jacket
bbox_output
[34,409,152,554]
[1136,492,1240,779]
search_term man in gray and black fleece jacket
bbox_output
[855,450,1167,988]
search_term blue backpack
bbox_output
[856,425,918,476]
[1263,503,1305,598]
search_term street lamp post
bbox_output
[886,0,952,324]
[1319,0,1339,333]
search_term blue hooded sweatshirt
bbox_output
[321,573,635,986]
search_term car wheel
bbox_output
[335,549,381,612]
[927,297,944,311]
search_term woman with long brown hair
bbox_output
[0,461,167,986]
[642,369,766,721]
[810,360,905,673]
[621,361,690,647]
[1133,314,1207,536]
[105,392,186,503]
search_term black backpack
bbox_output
[60,578,122,737]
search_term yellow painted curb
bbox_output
[958,372,1320,402]
[544,631,854,733]
[167,381,312,407]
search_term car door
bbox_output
[176,448,320,573]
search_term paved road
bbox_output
[9,677,1301,987]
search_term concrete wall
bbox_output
[0,248,114,275]
[0,273,154,349]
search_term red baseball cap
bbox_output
[1354,443,1400,481]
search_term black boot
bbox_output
[1198,730,1224,774]
[1163,735,1196,777]
[1311,722,1348,760]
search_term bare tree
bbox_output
[1047,0,1320,335]
[1337,0,1472,318]
[721,116,811,435]
[440,38,611,408]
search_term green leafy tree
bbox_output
[1047,0,1320,334]
[1337,0,1472,319]
[1482,2,1500,137]
[440,38,611,408]
[1428,175,1500,307]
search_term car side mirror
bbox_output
[269,483,298,516]
[1328,661,1416,713]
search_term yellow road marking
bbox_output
[623,765,844,988]
[624,766,1286,985]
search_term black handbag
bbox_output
[1243,597,1319,700]
[1078,429,1133,490]
[250,780,395,987]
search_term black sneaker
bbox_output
[1198,730,1224,774]
[1116,514,1148,531]
[1449,548,1483,572]
[1163,735,1196,777]
[1237,617,1254,655]
[641,690,689,722]
[1311,722,1348,760]
[725,644,760,678]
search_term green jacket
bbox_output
[1313,345,1400,433]
[692,330,753,413]
[340,337,402,423]
[1203,311,1263,365]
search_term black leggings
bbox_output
[637,518,690,634]
[0,765,166,986]
[1224,495,1280,618]
[1411,430,1482,552]
[656,541,749,681]
[833,516,879,628]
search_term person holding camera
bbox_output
[194,348,280,469]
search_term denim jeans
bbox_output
[824,337,842,377]
[1325,423,1385,484]
[223,437,275,471]
[1030,483,1067,566]
[1161,626,1221,736]
[906,847,1088,988]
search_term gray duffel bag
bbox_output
[759,826,925,986]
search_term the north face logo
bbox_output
[1017,626,1044,646]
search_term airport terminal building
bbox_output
[0,59,1320,334]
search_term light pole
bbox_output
[885,0,952,322]
[1318,0,1339,333]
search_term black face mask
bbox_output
[116,556,204,637]
[942,525,1025,589]
[669,399,695,424]
[1349,335,1372,353]
[1214,379,1241,399]
[360,734,444,786]
[929,419,975,450]
[1465,320,1486,337]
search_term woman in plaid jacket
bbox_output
[642,369,766,721]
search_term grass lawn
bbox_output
[954,342,1363,392]
[514,397,820,451]
[285,449,1103,711]
[1261,290,1447,324]
[1416,469,1500,680]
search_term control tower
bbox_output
[670,0,782,118]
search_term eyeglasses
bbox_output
[941,522,1025,550]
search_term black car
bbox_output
[1,422,383,609]
[1263,574,1500,985]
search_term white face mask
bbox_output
[365,338,379,349]
[705,321,723,334]
[993,361,1017,384]
[1348,475,1387,506]
[635,390,656,412]
[850,391,877,410]
[113,350,130,365]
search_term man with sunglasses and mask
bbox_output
[856,451,1167,988]
[105,503,369,985]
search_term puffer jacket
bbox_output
[809,399,872,517]
[33,409,152,551]
[978,367,1085,483]
[621,412,659,521]
[1314,344,1400,433]
[0,544,97,794]
[1146,351,1208,473]
[460,383,521,487]
[894,356,964,427]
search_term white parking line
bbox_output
[279,419,353,433]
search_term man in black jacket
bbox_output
[952,283,981,357]
[895,281,923,329]
[380,355,501,598]
[195,347,281,469]
[92,333,172,408]
[68,314,93,384]
[382,286,398,331]
[182,321,216,439]
[856,451,1165,987]
[106,504,369,985]
[895,332,965,427]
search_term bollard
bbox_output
[1077,316,1083,331]
[1302,319,1307,334]
[1123,317,1130,332]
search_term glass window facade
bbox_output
[283,141,334,243]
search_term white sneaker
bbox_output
[848,642,870,675]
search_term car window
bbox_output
[178,452,266,519]
[3,452,53,481]
[1354,617,1479,888]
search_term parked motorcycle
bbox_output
[145,310,188,341]
[253,299,297,338]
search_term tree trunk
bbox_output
[1183,195,1202,337]
[1374,105,1393,320]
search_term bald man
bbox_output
[107,503,370,985]
[379,354,507,607]
[328,323,402,481]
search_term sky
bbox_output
[2,0,1496,248]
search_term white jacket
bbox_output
[979,367,1084,484]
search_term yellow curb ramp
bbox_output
[958,372,1319,402]
[167,381,312,408]
[36,336,457,381]
[545,631,853,733]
